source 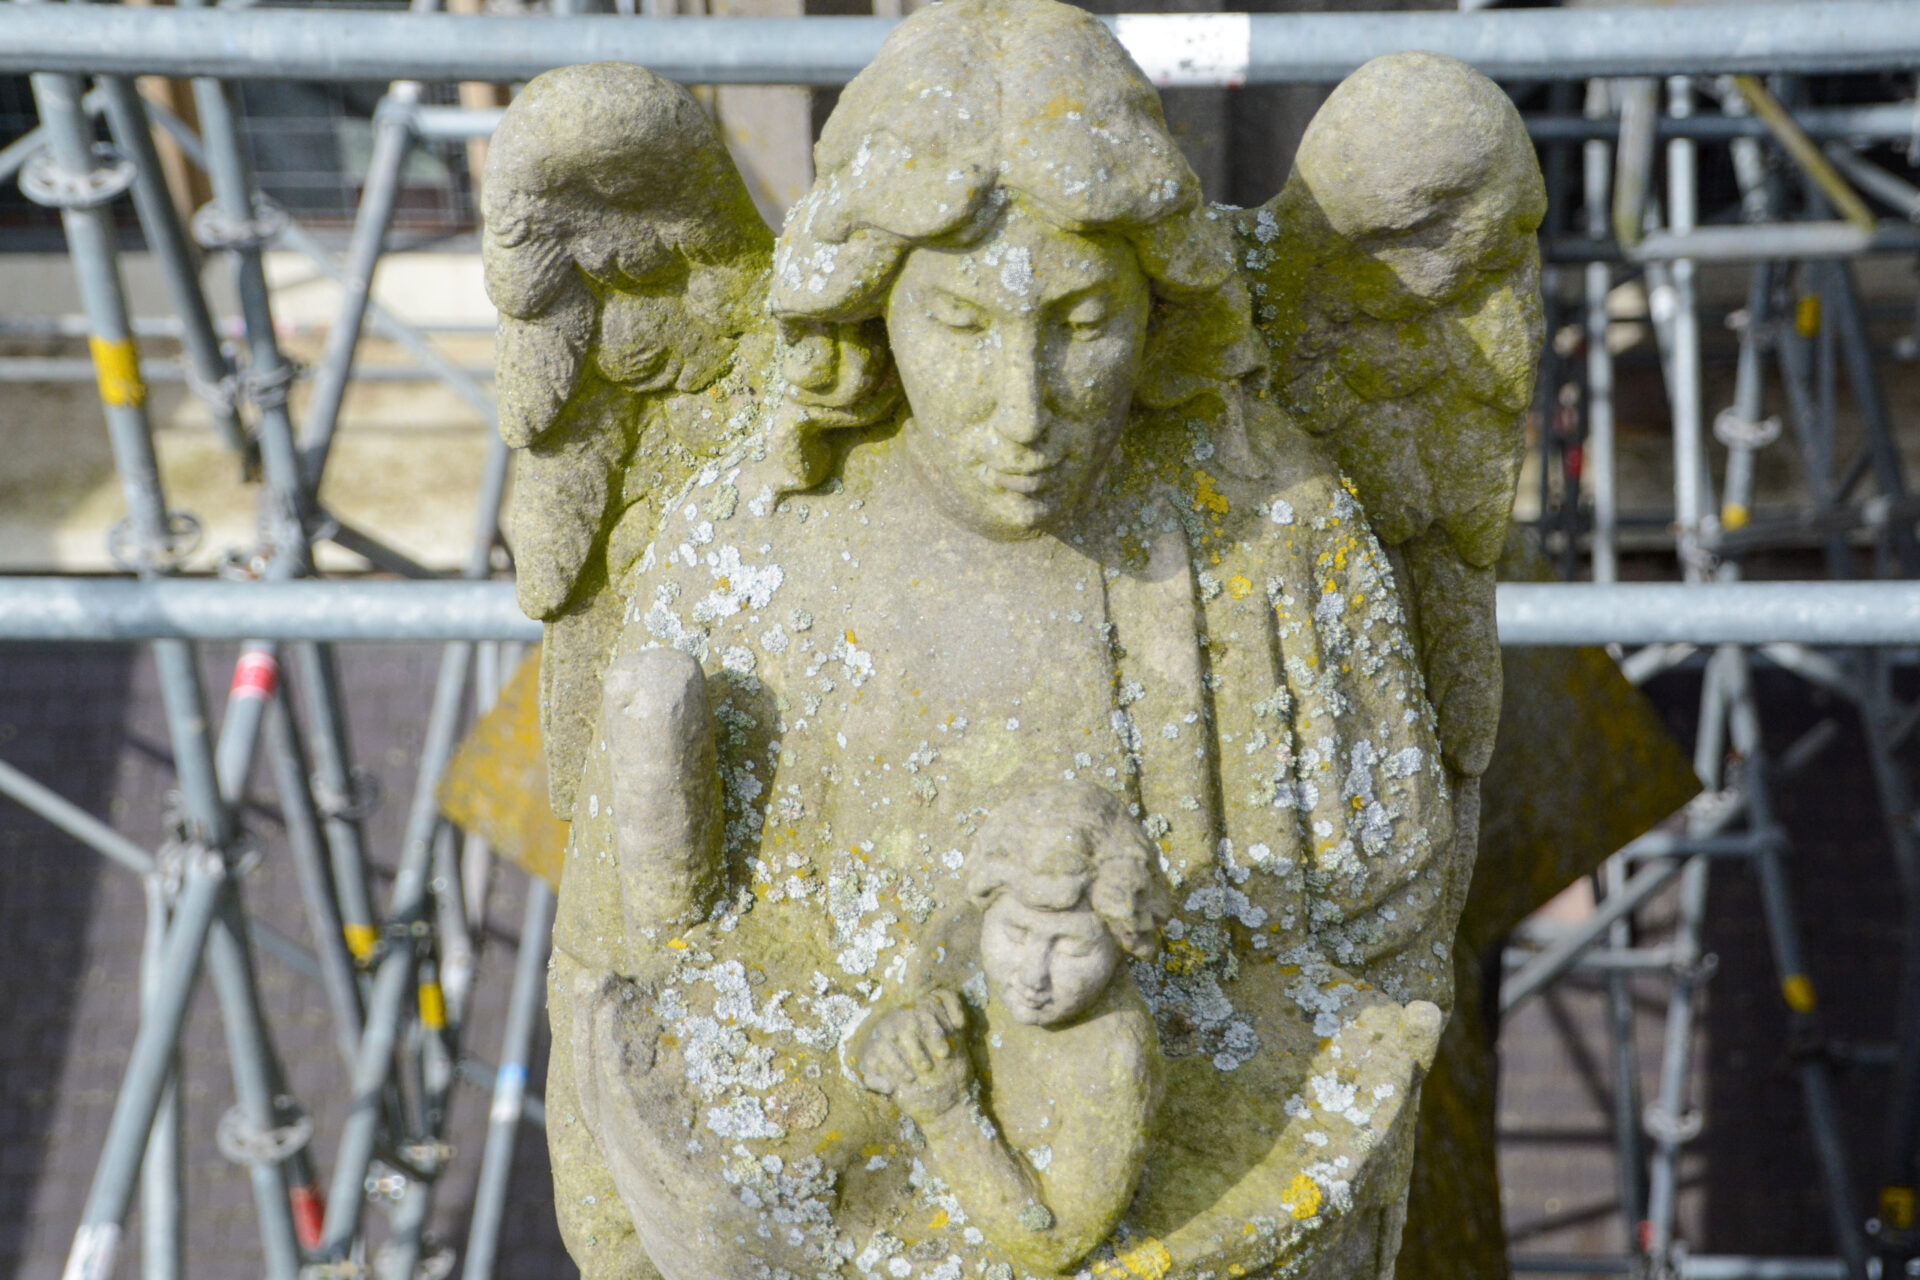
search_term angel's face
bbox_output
[885,205,1151,540]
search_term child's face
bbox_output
[981,894,1118,1026]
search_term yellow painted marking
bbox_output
[1285,1173,1322,1219]
[1880,1185,1917,1231]
[89,336,146,407]
[418,981,447,1031]
[1796,293,1822,338]
[343,923,378,961]
[1782,973,1817,1013]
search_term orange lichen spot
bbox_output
[1226,575,1253,600]
[1284,1173,1322,1220]
[716,576,733,592]
[928,1210,950,1231]
[846,630,859,644]
[667,938,690,950]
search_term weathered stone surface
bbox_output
[480,6,1545,1277]
[1396,531,1700,1280]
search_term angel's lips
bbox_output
[981,461,1061,496]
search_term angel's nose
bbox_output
[1017,945,1052,993]
[989,343,1047,448]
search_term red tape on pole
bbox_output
[230,650,280,701]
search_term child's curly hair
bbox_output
[966,779,1174,962]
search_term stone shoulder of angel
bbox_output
[480,61,784,816]
[1236,51,1549,780]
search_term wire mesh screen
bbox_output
[231,77,479,238]
[0,5,483,253]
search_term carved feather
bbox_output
[1240,52,1547,778]
[482,62,776,814]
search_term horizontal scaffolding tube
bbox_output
[2,579,1920,645]
[1512,1259,1846,1279]
[0,580,541,643]
[1498,581,1920,646]
[1526,101,1920,144]
[4,3,1920,84]
[406,98,1920,147]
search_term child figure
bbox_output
[855,780,1173,1275]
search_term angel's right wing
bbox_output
[1236,52,1547,780]
[483,62,776,816]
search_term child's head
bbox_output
[966,780,1173,1025]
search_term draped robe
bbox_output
[546,399,1464,1280]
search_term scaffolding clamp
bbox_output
[1713,407,1783,452]
[313,765,383,823]
[241,360,299,412]
[184,367,244,420]
[1642,1103,1704,1145]
[216,1101,314,1167]
[18,142,135,209]
[299,1261,368,1280]
[106,511,202,575]
[191,197,289,253]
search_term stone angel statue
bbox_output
[480,2,1544,1276]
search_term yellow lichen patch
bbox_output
[1094,1237,1173,1280]
[1283,1173,1322,1220]
[928,1210,950,1232]
[1192,471,1230,516]
[1162,936,1207,977]
[1226,574,1252,600]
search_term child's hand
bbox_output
[855,989,971,1118]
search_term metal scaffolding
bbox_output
[1,6,1918,1280]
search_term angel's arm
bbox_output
[914,1051,1150,1274]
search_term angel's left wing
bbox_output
[483,62,775,815]
[1237,51,1547,779]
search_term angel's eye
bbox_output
[1062,295,1112,337]
[926,293,988,333]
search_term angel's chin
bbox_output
[941,481,1077,542]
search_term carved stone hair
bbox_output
[761,0,1268,490]
[966,779,1175,962]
